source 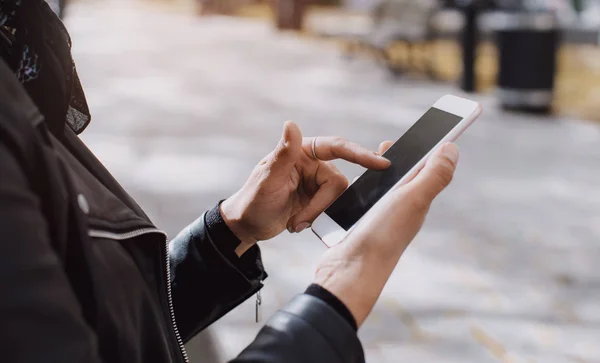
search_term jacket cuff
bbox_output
[169,213,267,341]
[268,294,365,362]
[205,202,241,255]
[304,284,357,330]
[203,205,267,282]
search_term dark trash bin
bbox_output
[489,10,561,113]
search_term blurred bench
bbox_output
[343,0,441,77]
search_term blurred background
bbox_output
[57,0,600,362]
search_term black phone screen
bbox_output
[325,107,462,230]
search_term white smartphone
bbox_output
[311,94,482,248]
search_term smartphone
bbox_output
[311,94,481,247]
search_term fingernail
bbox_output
[287,225,294,234]
[295,222,310,233]
[442,143,459,164]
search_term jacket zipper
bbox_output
[88,228,190,363]
[163,237,190,363]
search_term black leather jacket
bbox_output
[0,59,364,362]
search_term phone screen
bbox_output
[325,107,462,230]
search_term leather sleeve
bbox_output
[0,142,105,363]
[169,213,267,342]
[232,294,365,363]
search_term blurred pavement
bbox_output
[66,1,600,362]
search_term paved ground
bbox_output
[66,1,600,362]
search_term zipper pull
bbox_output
[255,290,262,323]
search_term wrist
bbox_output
[313,263,374,328]
[313,240,402,327]
[220,196,258,255]
[313,260,379,327]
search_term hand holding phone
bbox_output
[312,95,481,247]
[313,141,461,327]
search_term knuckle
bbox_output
[332,137,347,147]
[332,137,349,152]
[277,142,291,158]
[335,175,349,190]
[328,173,348,191]
[259,153,271,166]
[433,156,456,187]
[329,137,345,159]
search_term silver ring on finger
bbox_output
[311,137,319,160]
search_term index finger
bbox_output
[303,137,390,170]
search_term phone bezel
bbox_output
[311,94,482,248]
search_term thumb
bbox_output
[406,143,459,203]
[268,121,303,174]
